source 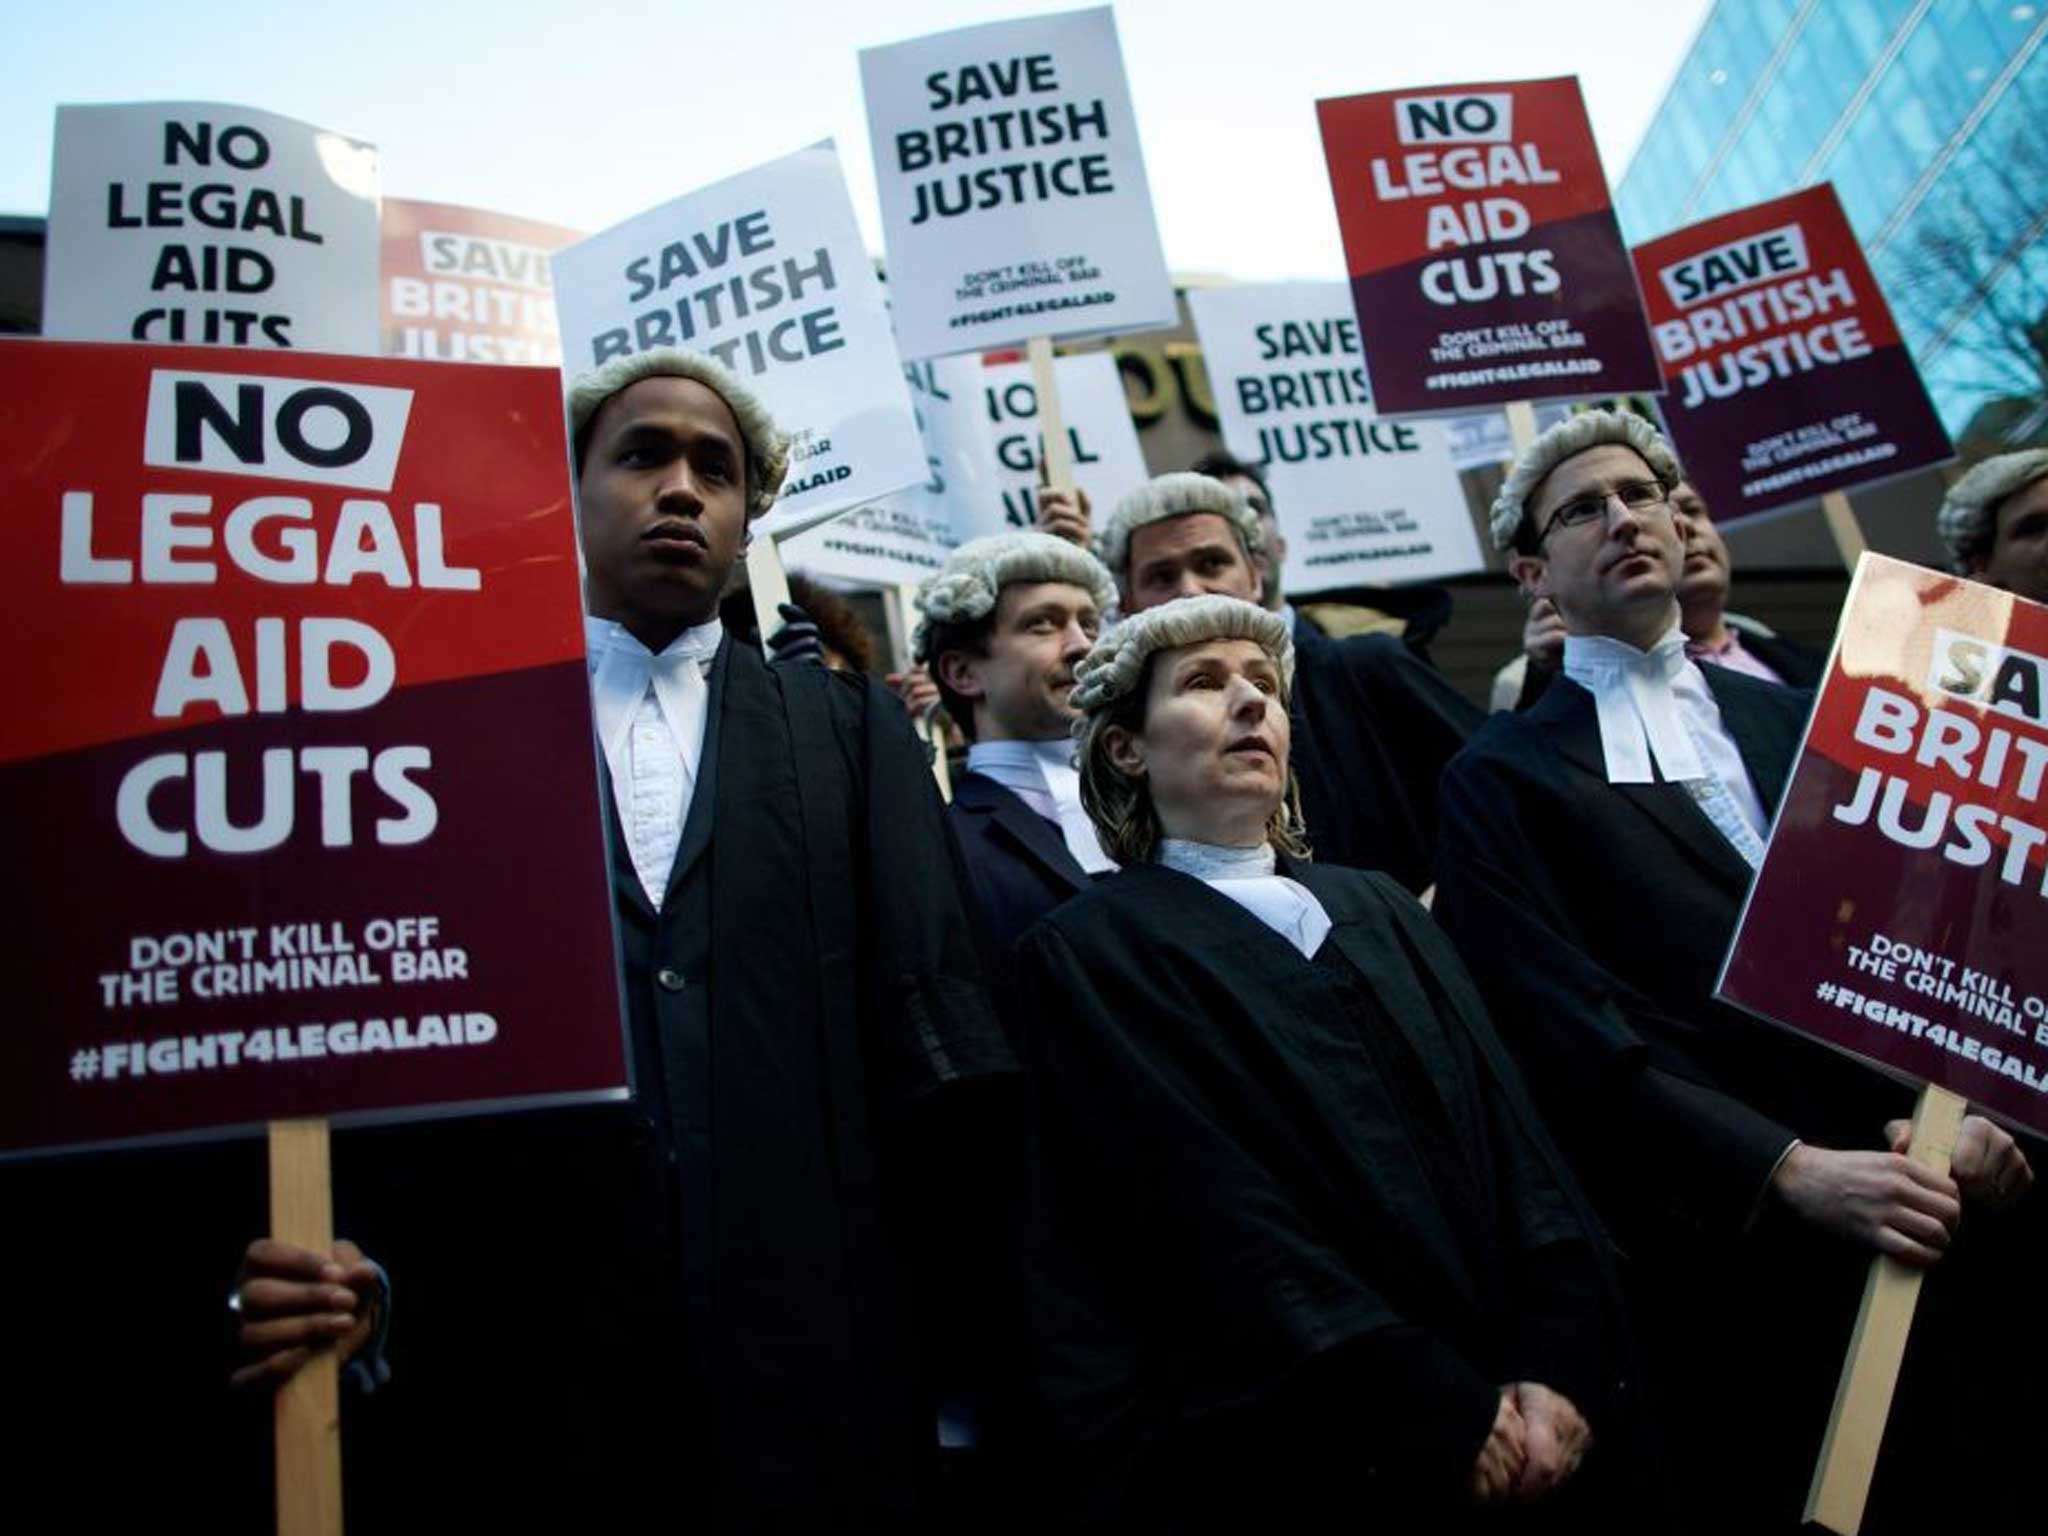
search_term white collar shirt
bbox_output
[1156,838,1332,959]
[966,738,1118,874]
[585,615,724,906]
[1563,627,1770,867]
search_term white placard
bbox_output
[861,6,1176,360]
[43,102,381,354]
[784,354,1006,587]
[1443,402,1578,470]
[977,350,1148,532]
[1187,282,1485,590]
[551,142,925,539]
[1443,412,1512,471]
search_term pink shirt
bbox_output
[1687,629,1785,685]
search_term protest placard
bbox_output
[977,349,1147,533]
[1633,185,1953,527]
[861,6,1176,360]
[1317,77,1660,417]
[783,354,1004,588]
[551,141,925,539]
[382,197,579,366]
[1719,551,2045,1532]
[44,102,380,354]
[1720,554,2048,1137]
[1187,281,1482,589]
[0,340,627,1159]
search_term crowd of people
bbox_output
[24,348,2048,1531]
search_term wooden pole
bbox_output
[745,534,793,658]
[893,583,951,800]
[1026,336,1075,495]
[1504,399,1540,457]
[1822,488,1868,570]
[1804,1081,1968,1535]
[269,1117,343,1536]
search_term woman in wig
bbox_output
[1013,594,1663,1532]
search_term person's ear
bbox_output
[1103,724,1146,779]
[935,649,988,703]
[1508,553,1548,598]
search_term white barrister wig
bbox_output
[1069,594,1295,717]
[1098,471,1266,583]
[1937,449,2048,573]
[566,348,790,517]
[1489,410,1684,552]
[912,532,1119,663]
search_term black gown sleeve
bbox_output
[1345,633,1483,849]
[838,670,1018,1116]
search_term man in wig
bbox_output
[1936,448,2048,603]
[915,530,1121,956]
[1433,409,2032,1532]
[1012,592,1660,1531]
[1096,472,1479,894]
[229,349,1013,1528]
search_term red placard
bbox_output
[1317,76,1660,416]
[380,197,579,366]
[1720,554,2048,1136]
[1632,185,1952,525]
[0,338,627,1157]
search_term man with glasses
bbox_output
[1432,411,2031,1532]
[1493,478,1821,711]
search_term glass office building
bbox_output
[1616,0,2048,448]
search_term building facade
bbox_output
[1617,0,2048,451]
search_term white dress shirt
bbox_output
[1563,627,1770,867]
[1157,838,1333,959]
[585,615,724,905]
[965,738,1118,874]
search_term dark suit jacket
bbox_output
[948,768,1092,965]
[1288,616,1482,894]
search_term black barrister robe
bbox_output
[332,634,1016,1531]
[929,773,1095,1527]
[1287,618,1482,894]
[1432,667,2037,1533]
[1014,859,1664,1533]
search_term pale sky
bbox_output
[2,0,1711,280]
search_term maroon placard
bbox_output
[380,197,580,366]
[1632,185,1952,525]
[0,338,627,1157]
[1720,554,2048,1136]
[1317,76,1661,416]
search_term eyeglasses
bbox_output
[1535,480,1669,544]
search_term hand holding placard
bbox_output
[1769,1140,1961,1265]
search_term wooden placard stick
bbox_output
[1504,399,1540,458]
[745,534,794,658]
[887,582,951,798]
[1822,488,1869,570]
[269,1116,343,1536]
[1804,1080,1968,1535]
[1026,336,1076,496]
